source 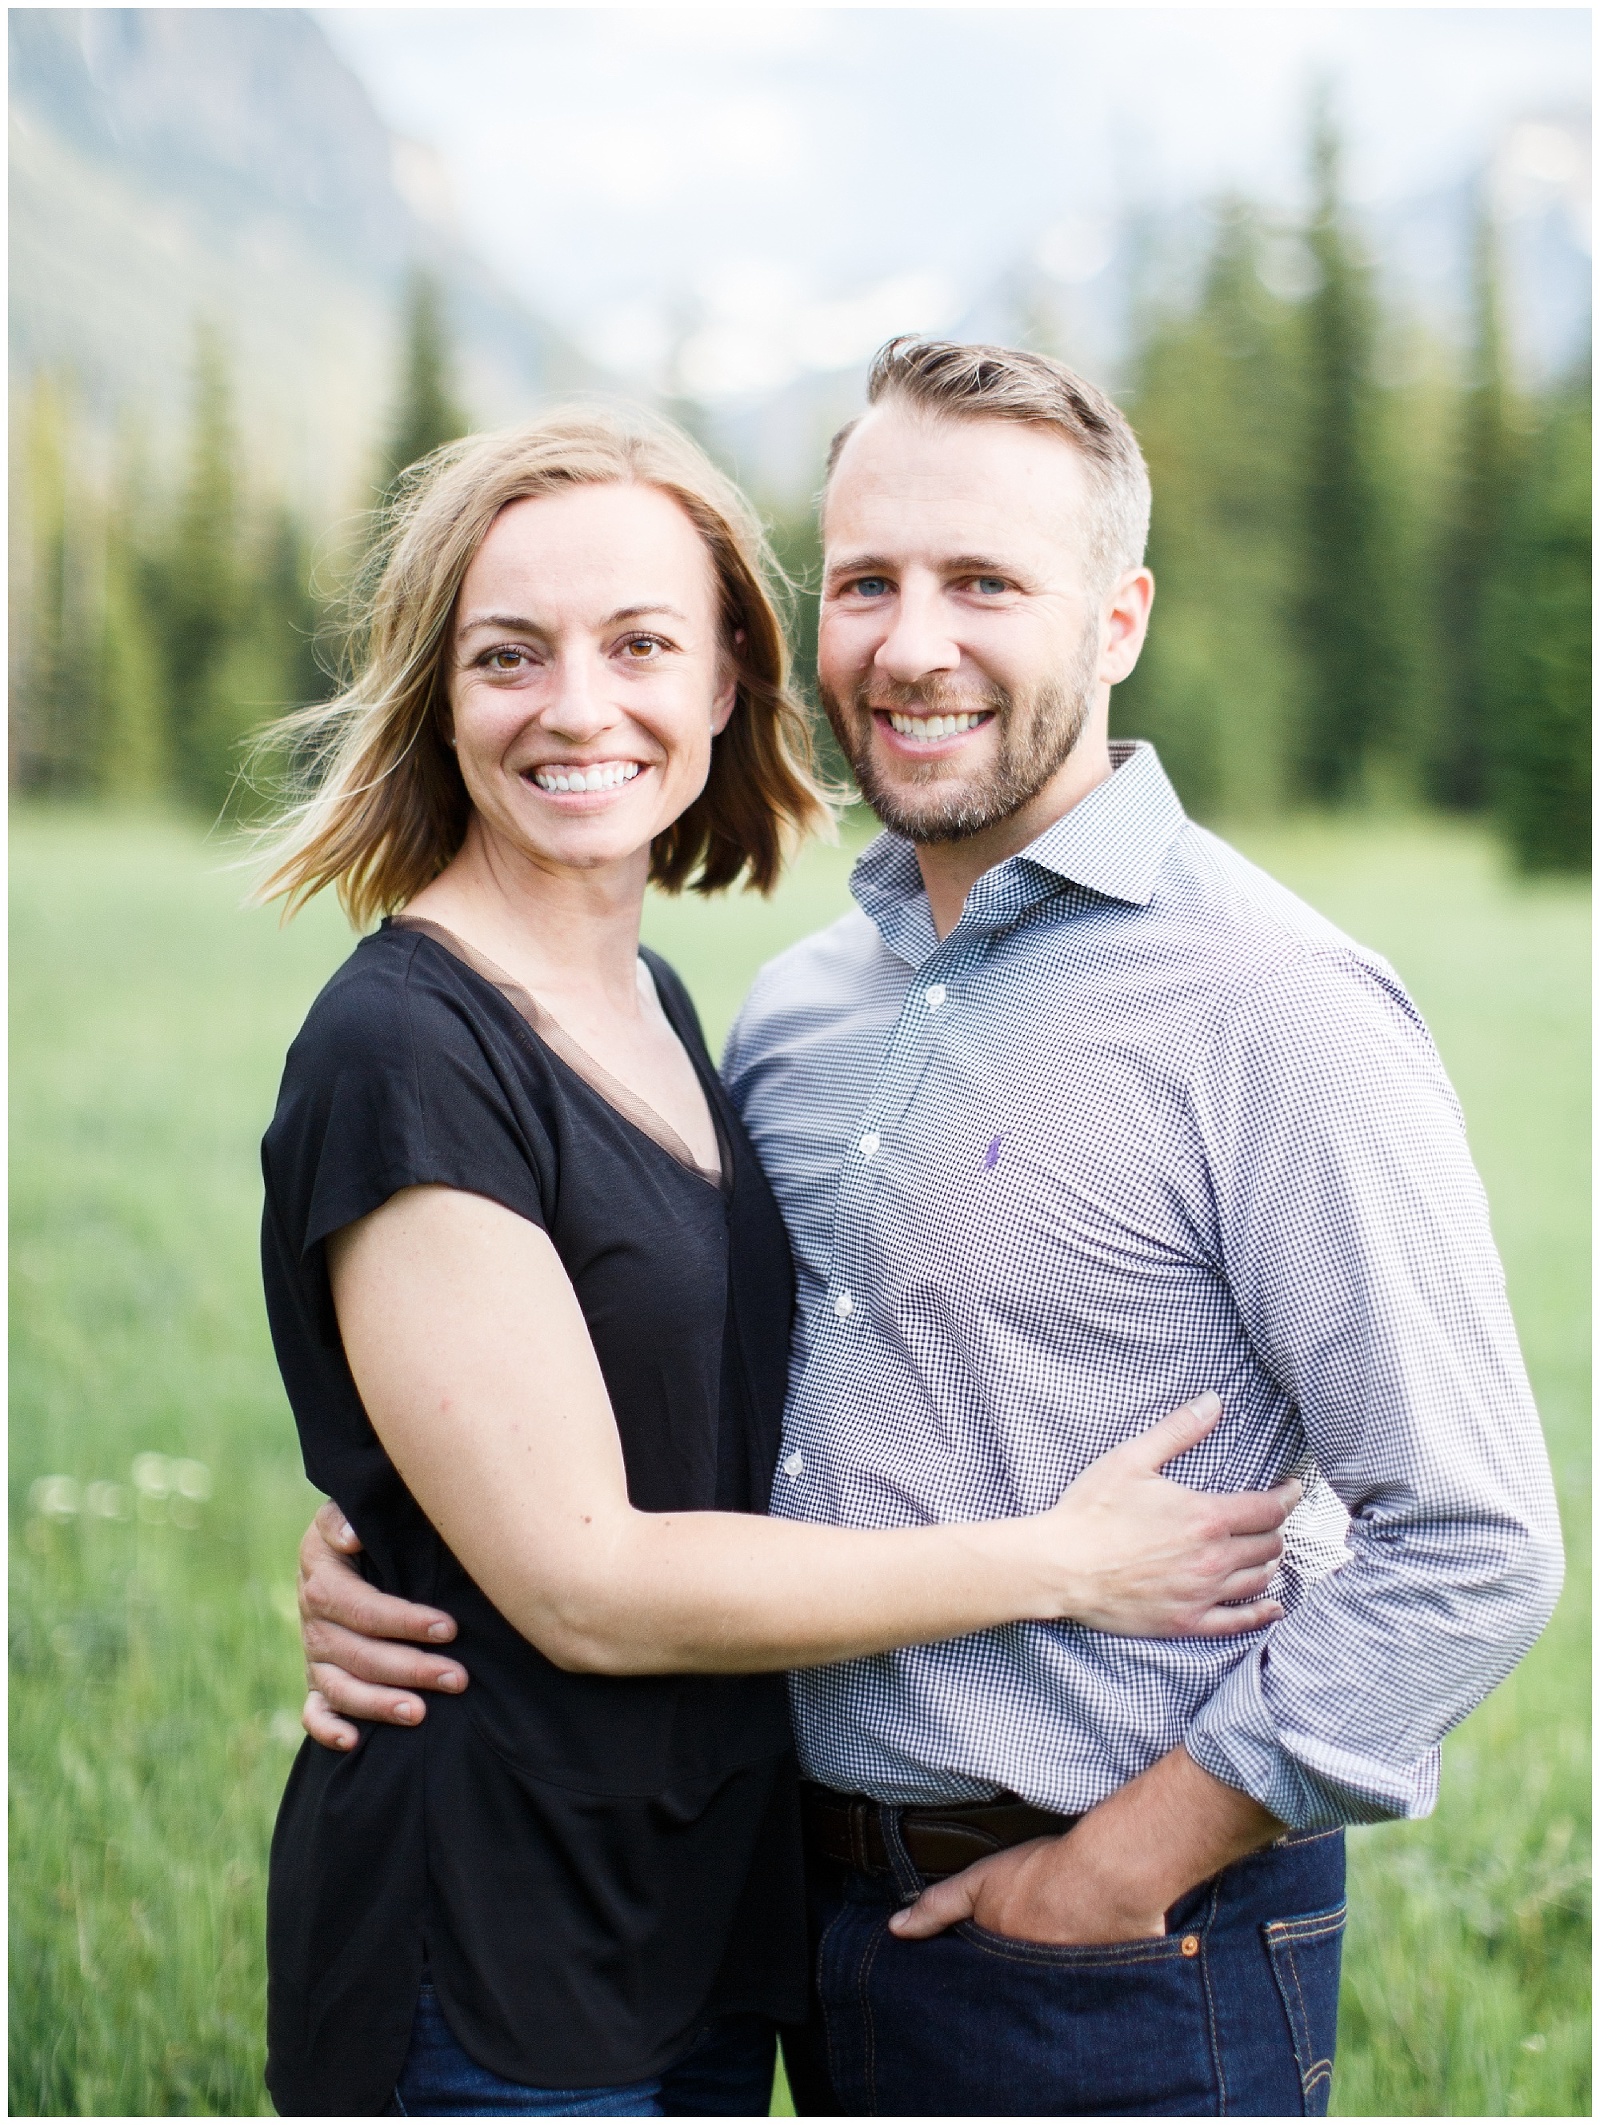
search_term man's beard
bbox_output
[820,635,1099,846]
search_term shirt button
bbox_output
[783,1450,804,1479]
[834,1289,854,1318]
[858,1131,880,1159]
[923,983,947,1011]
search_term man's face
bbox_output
[818,405,1112,844]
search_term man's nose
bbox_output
[874,584,961,688]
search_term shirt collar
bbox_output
[850,741,1188,964]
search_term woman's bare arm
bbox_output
[323,1185,1297,1680]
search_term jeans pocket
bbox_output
[1262,1903,1346,2115]
[876,1922,1217,2114]
[957,1920,1186,1968]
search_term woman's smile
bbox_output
[525,759,646,797]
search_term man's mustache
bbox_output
[851,678,1011,720]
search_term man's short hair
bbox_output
[826,337,1152,588]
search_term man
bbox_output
[296,340,1562,2114]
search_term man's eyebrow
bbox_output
[941,555,1018,578]
[823,554,1024,583]
[822,554,895,582]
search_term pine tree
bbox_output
[382,269,467,487]
[216,509,330,822]
[99,451,169,802]
[1488,376,1591,871]
[1433,201,1520,809]
[1117,204,1307,817]
[10,379,101,794]
[1294,98,1399,803]
[147,325,244,808]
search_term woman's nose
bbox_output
[540,656,614,740]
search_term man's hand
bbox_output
[887,1746,1280,1946]
[298,1500,468,1751]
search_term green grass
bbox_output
[9,805,1589,2116]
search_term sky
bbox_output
[316,7,1591,399]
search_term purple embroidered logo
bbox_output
[983,1134,1004,1172]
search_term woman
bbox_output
[256,407,1295,2118]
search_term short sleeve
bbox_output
[263,933,554,1262]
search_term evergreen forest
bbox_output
[10,135,1590,875]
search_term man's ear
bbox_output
[1099,568,1155,687]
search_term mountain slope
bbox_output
[9,8,582,510]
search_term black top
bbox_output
[260,921,805,2117]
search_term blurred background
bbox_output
[9,5,1592,852]
[9,8,1590,2117]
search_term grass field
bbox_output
[10,804,1590,2116]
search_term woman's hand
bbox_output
[293,1388,1291,1755]
[321,1186,1299,1677]
[298,1501,468,1750]
[1036,1393,1298,1636]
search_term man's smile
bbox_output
[872,707,995,754]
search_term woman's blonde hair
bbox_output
[253,405,832,926]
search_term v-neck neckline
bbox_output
[389,915,731,1194]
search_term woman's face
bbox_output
[447,482,736,879]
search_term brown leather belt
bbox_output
[802,1781,1080,1881]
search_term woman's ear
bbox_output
[710,670,738,737]
[711,631,746,736]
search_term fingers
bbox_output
[298,1551,458,1645]
[302,1687,361,1753]
[307,1661,429,1729]
[1207,1478,1303,1537]
[315,1497,363,1554]
[1212,1530,1287,1572]
[1122,1392,1224,1473]
[301,1617,467,1694]
[887,1865,983,1941]
[1215,1561,1277,1601]
[1191,1595,1285,1636]
[299,1511,347,1585]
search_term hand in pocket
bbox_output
[888,1833,1168,1947]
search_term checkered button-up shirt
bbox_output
[722,742,1563,1829]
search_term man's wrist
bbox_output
[1052,1795,1185,1922]
[1053,1747,1282,1921]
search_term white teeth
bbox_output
[887,711,984,740]
[532,761,642,793]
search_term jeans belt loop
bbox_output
[877,1803,924,1904]
[848,1798,872,1877]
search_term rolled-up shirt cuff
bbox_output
[1184,1646,1440,1831]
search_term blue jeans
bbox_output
[783,1820,1346,2116]
[387,1981,777,2116]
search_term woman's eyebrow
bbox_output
[602,603,690,626]
[456,605,691,634]
[456,610,544,635]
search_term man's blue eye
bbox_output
[974,577,1008,595]
[855,578,890,598]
